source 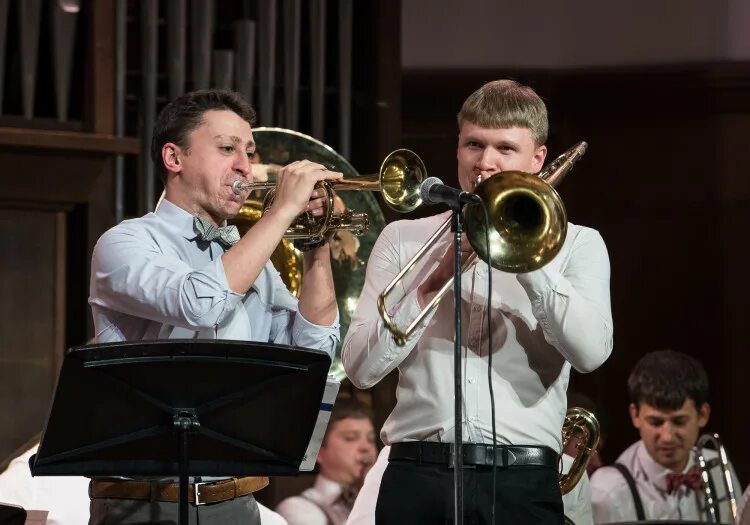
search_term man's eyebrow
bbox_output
[214,134,255,149]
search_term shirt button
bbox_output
[468,377,476,384]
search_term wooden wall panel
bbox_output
[0,145,116,467]
[0,208,64,464]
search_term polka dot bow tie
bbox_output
[193,215,240,248]
[666,466,703,494]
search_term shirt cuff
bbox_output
[292,307,341,353]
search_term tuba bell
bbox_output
[560,406,600,495]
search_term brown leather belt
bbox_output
[89,477,269,506]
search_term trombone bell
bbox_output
[465,172,567,273]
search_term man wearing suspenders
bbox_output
[590,351,741,523]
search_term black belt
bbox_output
[389,442,559,468]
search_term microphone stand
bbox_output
[450,205,464,525]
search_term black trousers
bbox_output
[375,460,564,525]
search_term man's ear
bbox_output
[162,143,183,174]
[532,145,547,173]
[629,403,641,429]
[697,402,711,429]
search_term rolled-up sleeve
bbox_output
[516,228,613,373]
[90,226,244,330]
[267,267,340,359]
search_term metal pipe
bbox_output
[309,0,326,139]
[167,0,186,99]
[282,0,301,129]
[139,0,158,213]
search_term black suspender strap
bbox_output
[612,463,646,521]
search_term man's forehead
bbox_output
[330,416,374,432]
[639,399,698,416]
[459,123,532,141]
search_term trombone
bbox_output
[233,149,426,243]
[695,432,738,523]
[378,142,588,346]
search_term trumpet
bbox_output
[234,149,426,244]
[694,432,738,523]
[378,142,588,346]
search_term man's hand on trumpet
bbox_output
[417,234,476,309]
[270,160,343,222]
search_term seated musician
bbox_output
[590,350,741,523]
[276,398,377,525]
[87,89,341,524]
[342,79,613,524]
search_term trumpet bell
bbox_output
[465,171,568,273]
[379,149,426,213]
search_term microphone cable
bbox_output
[477,199,497,524]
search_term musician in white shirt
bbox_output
[342,79,613,524]
[590,350,741,523]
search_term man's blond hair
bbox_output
[457,79,548,147]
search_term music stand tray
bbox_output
[29,340,332,523]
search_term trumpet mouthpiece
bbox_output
[233,180,248,195]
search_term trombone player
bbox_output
[342,79,613,524]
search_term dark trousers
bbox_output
[375,460,564,525]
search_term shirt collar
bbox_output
[312,474,345,505]
[155,198,223,242]
[635,440,697,493]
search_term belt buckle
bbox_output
[193,481,208,506]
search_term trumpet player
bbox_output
[88,89,342,525]
[276,399,378,525]
[342,79,613,524]
[590,350,741,523]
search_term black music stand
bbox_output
[0,504,25,525]
[30,340,332,525]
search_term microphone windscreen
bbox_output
[419,177,443,201]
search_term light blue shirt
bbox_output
[89,199,339,357]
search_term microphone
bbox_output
[419,177,482,207]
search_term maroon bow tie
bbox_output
[666,466,703,494]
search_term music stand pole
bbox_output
[174,410,199,525]
[451,207,464,525]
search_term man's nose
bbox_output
[477,147,500,171]
[659,423,676,441]
[234,152,251,178]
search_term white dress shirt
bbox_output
[276,475,353,525]
[89,199,338,355]
[346,446,593,525]
[342,211,612,449]
[590,440,741,523]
